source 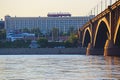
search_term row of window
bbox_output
[6,17,89,32]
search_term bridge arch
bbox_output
[93,17,110,48]
[82,27,92,47]
[114,17,120,46]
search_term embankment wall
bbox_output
[0,48,86,55]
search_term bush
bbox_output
[47,42,65,48]
[0,29,6,40]
[65,34,79,48]
[37,37,48,48]
[0,40,31,48]
[64,40,72,48]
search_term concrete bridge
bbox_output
[78,0,120,56]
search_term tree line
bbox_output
[0,27,79,48]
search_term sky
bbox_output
[0,0,101,19]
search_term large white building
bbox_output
[5,13,93,34]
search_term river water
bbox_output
[0,55,120,80]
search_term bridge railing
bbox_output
[86,0,118,20]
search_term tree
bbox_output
[68,26,74,36]
[64,40,72,48]
[31,28,42,37]
[13,40,25,48]
[37,37,48,48]
[0,29,6,40]
[22,28,30,33]
[0,41,2,48]
[52,27,59,41]
[2,41,13,48]
[65,33,79,47]
[0,39,31,48]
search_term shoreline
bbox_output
[0,48,86,55]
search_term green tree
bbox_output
[47,42,65,48]
[52,27,59,41]
[31,28,42,37]
[12,40,31,48]
[68,26,74,36]
[64,40,72,48]
[13,40,26,48]
[0,29,6,40]
[37,37,48,48]
[0,41,2,48]
[2,41,13,48]
[22,28,30,33]
[0,39,31,48]
[65,34,79,47]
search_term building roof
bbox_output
[47,13,71,17]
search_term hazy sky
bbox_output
[0,0,101,19]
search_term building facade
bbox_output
[0,20,4,29]
[5,13,93,34]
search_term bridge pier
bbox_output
[86,43,104,55]
[104,40,120,56]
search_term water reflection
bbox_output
[0,55,120,80]
[104,56,120,79]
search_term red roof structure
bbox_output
[47,13,71,17]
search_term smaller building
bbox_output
[6,32,35,42]
[29,40,40,48]
[22,33,35,40]
[0,20,4,29]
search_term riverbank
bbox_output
[0,48,86,55]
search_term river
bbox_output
[0,55,120,80]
